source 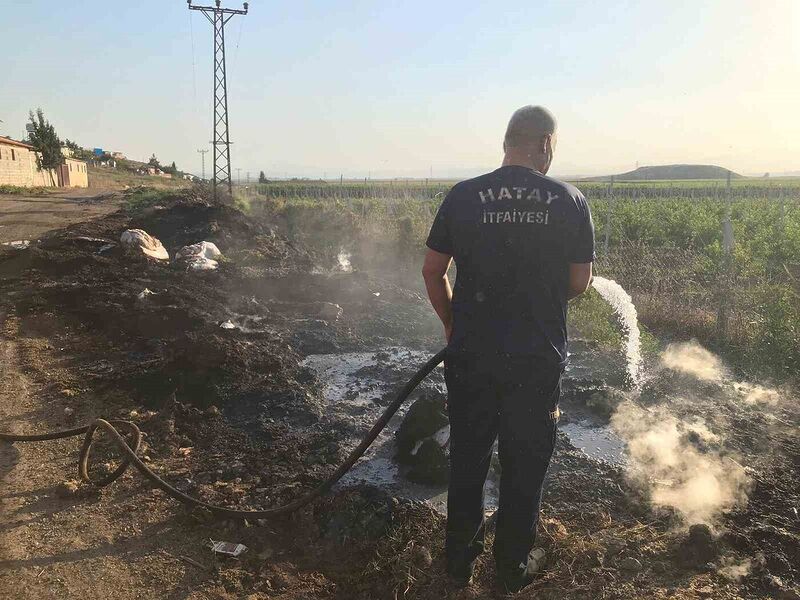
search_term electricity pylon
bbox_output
[188,0,248,199]
[197,148,209,180]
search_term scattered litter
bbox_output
[2,240,30,250]
[373,292,380,297]
[120,229,169,261]
[177,241,222,271]
[72,236,111,245]
[220,320,236,329]
[137,288,156,301]
[176,241,222,261]
[97,243,115,254]
[64,407,75,418]
[209,540,248,558]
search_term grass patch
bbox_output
[0,184,54,196]
[123,188,182,213]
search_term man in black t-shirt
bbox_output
[422,105,595,592]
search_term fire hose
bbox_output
[0,348,447,519]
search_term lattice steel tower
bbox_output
[188,0,248,198]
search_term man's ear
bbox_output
[540,134,551,155]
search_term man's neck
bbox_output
[502,153,543,173]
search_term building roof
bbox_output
[0,136,35,150]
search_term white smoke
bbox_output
[661,341,725,382]
[735,382,781,406]
[611,401,750,525]
[718,556,757,581]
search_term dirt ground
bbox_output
[0,189,797,599]
[0,190,123,245]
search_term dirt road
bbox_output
[0,191,122,244]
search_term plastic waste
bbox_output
[176,241,222,271]
[120,229,169,261]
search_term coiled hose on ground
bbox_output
[0,348,447,519]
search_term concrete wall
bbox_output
[0,142,86,188]
[64,158,88,188]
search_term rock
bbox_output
[206,405,220,417]
[63,407,75,418]
[618,556,642,572]
[396,393,448,458]
[317,302,343,322]
[55,479,82,498]
[120,229,169,261]
[407,438,449,484]
[396,393,450,484]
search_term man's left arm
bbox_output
[567,193,596,299]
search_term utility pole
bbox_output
[197,148,209,180]
[188,0,248,199]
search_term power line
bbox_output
[188,9,198,118]
[187,0,249,200]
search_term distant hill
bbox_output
[584,164,742,182]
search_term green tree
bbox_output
[148,154,161,169]
[27,109,63,179]
[163,161,178,175]
[259,170,268,184]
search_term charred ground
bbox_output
[0,189,797,599]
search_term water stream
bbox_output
[590,276,643,387]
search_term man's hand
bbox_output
[422,248,454,342]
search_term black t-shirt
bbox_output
[426,165,595,366]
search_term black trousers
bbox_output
[444,352,561,575]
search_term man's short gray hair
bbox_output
[504,105,557,149]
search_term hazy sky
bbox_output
[3,1,798,178]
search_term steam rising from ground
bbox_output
[336,250,353,273]
[611,402,749,525]
[718,556,756,581]
[592,283,757,525]
[661,341,725,382]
